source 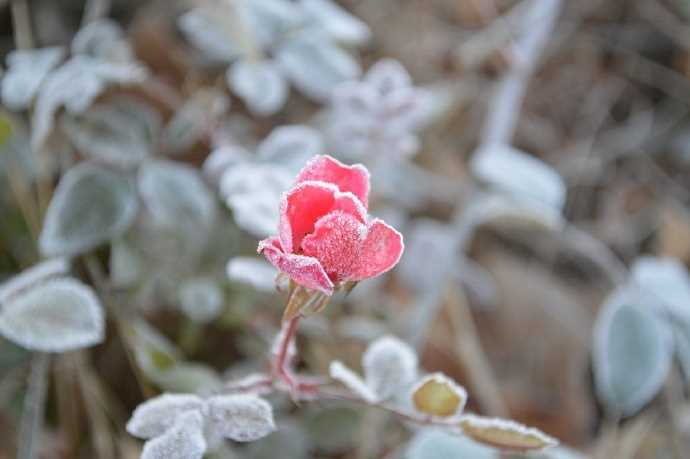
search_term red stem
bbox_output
[272,315,301,388]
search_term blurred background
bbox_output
[1,0,690,458]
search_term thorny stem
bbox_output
[17,352,50,459]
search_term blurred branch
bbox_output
[17,353,50,459]
[82,0,111,26]
[10,0,33,49]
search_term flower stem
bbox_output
[272,315,301,388]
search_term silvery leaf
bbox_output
[127,393,204,439]
[364,58,412,94]
[299,0,370,45]
[631,256,690,322]
[406,428,496,459]
[329,360,377,403]
[0,258,70,304]
[177,277,224,323]
[61,101,158,168]
[141,410,207,459]
[72,19,133,62]
[228,59,288,116]
[1,47,64,110]
[109,239,143,288]
[39,163,138,257]
[226,257,277,292]
[205,394,276,442]
[470,143,566,213]
[592,288,673,415]
[138,159,217,230]
[673,321,690,384]
[276,31,360,101]
[32,56,147,150]
[362,335,418,400]
[257,125,323,172]
[240,0,304,49]
[202,145,252,184]
[178,7,242,61]
[0,277,104,352]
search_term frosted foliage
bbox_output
[0,277,104,352]
[72,19,133,61]
[138,160,217,230]
[228,59,288,116]
[177,277,224,323]
[276,30,361,102]
[362,335,418,400]
[203,145,252,184]
[39,163,138,257]
[470,143,566,212]
[31,56,147,150]
[220,163,292,237]
[406,428,496,459]
[178,6,241,61]
[459,414,558,451]
[240,0,304,49]
[329,59,428,160]
[593,291,673,415]
[397,219,457,292]
[631,256,690,322]
[141,411,207,459]
[1,47,64,110]
[127,394,204,439]
[257,125,324,173]
[329,361,378,403]
[226,257,278,292]
[0,258,69,304]
[299,0,371,45]
[205,394,276,442]
[461,191,564,232]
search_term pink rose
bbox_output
[258,155,404,295]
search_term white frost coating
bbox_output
[362,335,418,400]
[459,414,558,450]
[411,372,468,417]
[631,256,690,322]
[31,56,147,150]
[592,287,673,415]
[1,47,64,110]
[228,59,288,116]
[240,0,304,49]
[470,143,566,213]
[0,277,104,352]
[178,7,241,61]
[72,19,133,62]
[205,394,276,442]
[461,191,564,233]
[0,258,70,304]
[177,277,224,323]
[257,125,324,173]
[226,257,278,292]
[406,428,496,459]
[39,163,138,257]
[299,0,371,45]
[329,360,378,403]
[127,393,204,439]
[202,145,252,184]
[141,410,207,459]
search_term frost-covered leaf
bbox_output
[458,414,558,452]
[470,143,566,214]
[0,258,70,304]
[127,393,204,439]
[240,0,304,49]
[39,163,138,257]
[61,102,156,167]
[257,125,323,172]
[32,56,147,150]
[226,257,277,292]
[228,59,288,116]
[177,277,224,323]
[1,47,64,110]
[406,428,496,459]
[461,191,564,233]
[110,239,144,288]
[178,6,242,61]
[220,163,292,237]
[138,159,216,230]
[205,394,275,442]
[202,145,252,184]
[299,0,370,45]
[592,289,673,415]
[276,31,360,101]
[160,89,228,155]
[398,219,457,292]
[329,360,378,403]
[141,410,207,459]
[631,256,690,322]
[0,277,104,352]
[411,373,467,418]
[72,19,133,62]
[362,335,418,400]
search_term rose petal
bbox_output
[278,182,338,253]
[332,191,367,223]
[351,219,404,280]
[296,155,370,208]
[301,211,367,282]
[259,237,334,294]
